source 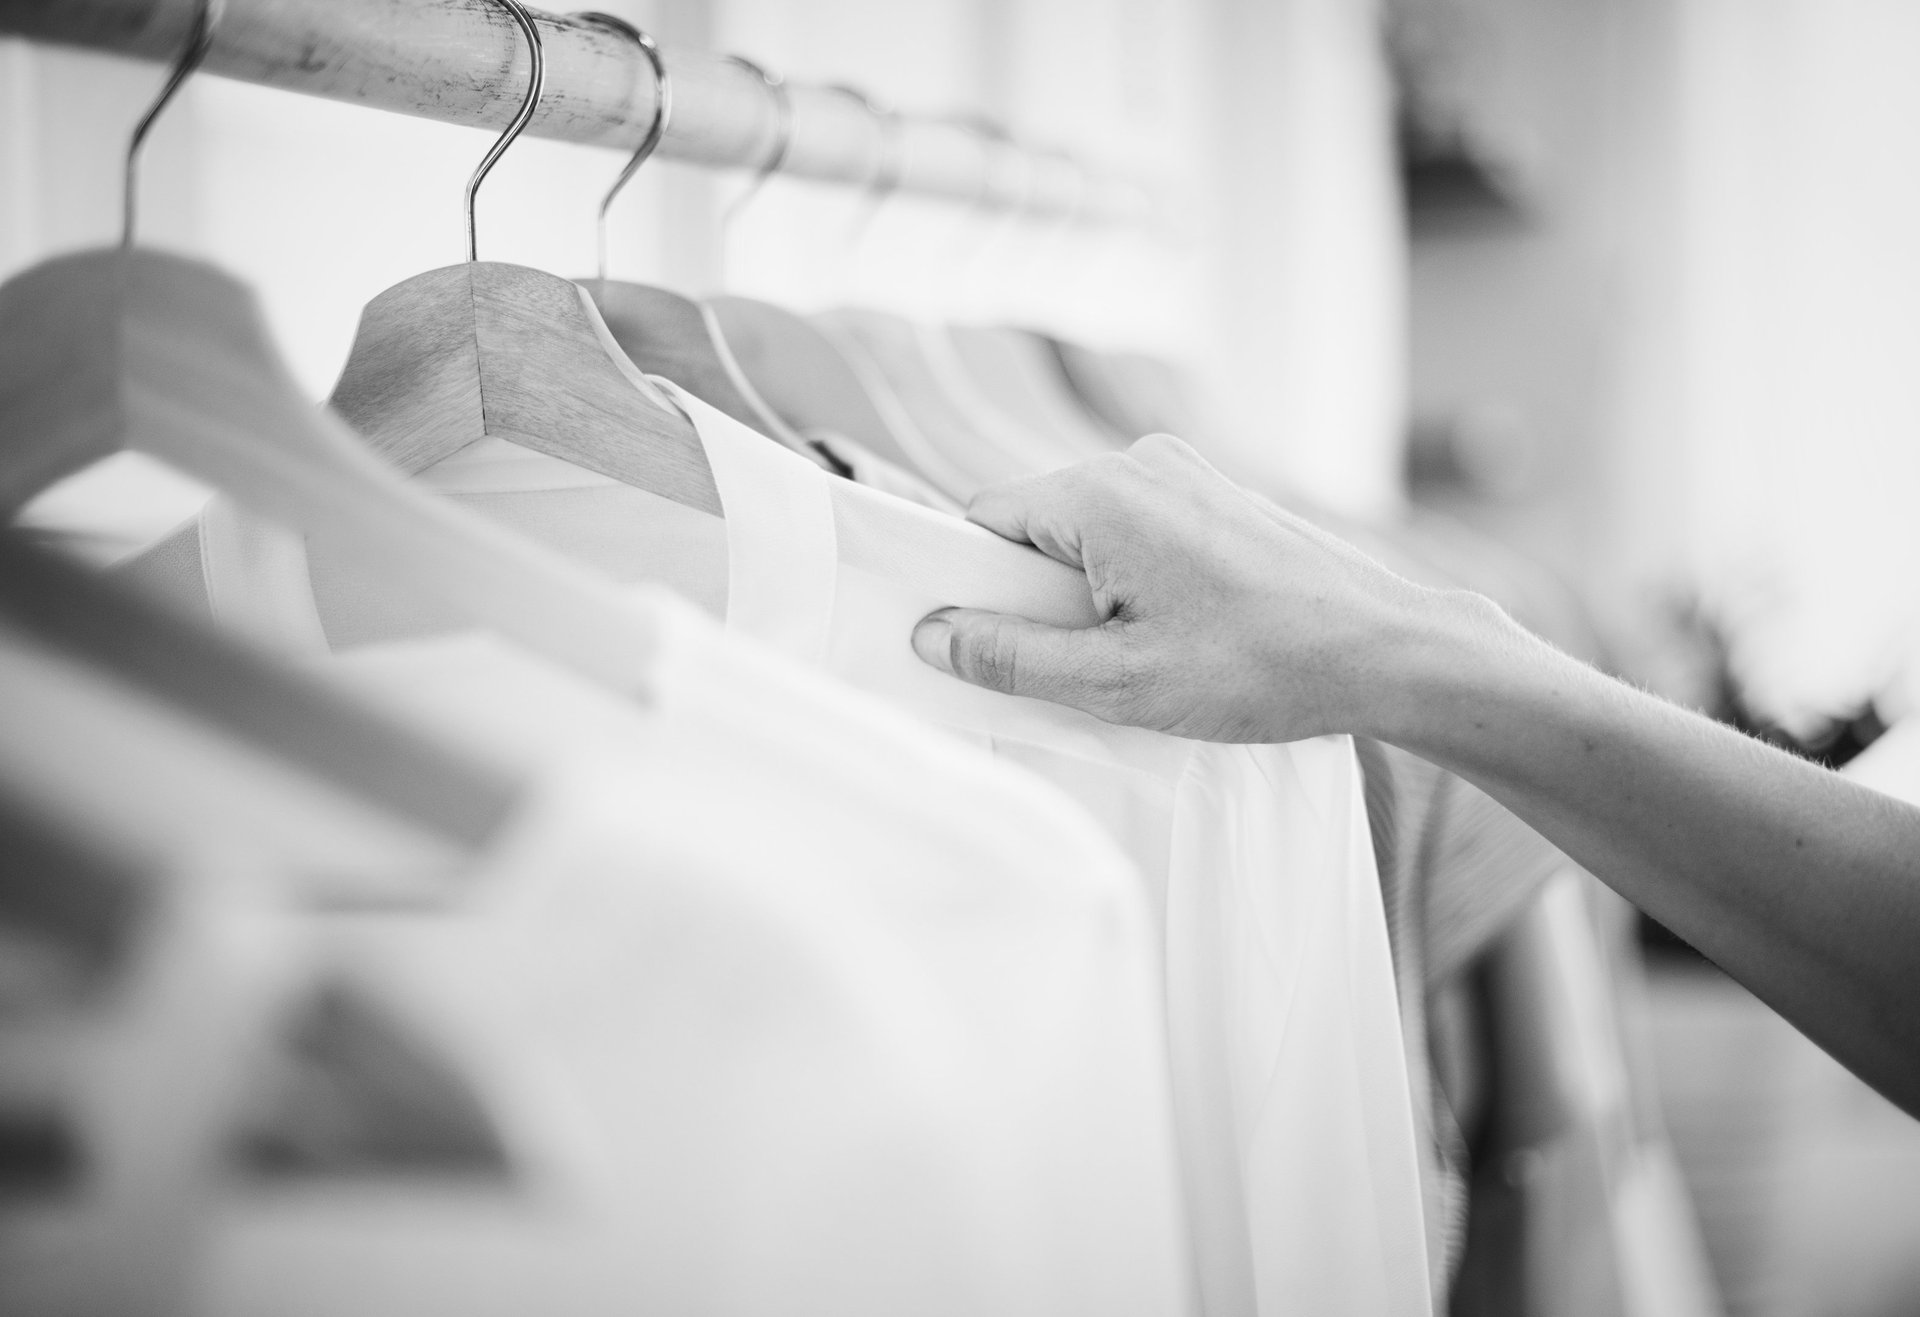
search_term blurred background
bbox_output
[5,1,1919,1314]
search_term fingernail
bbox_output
[912,611,955,673]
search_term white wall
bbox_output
[1402,0,1920,727]
[1199,0,1408,518]
[1664,0,1920,725]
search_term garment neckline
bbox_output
[657,376,1102,636]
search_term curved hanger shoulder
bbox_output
[946,325,1124,458]
[578,278,803,451]
[329,265,486,474]
[1049,337,1206,444]
[812,307,1028,500]
[708,294,925,471]
[331,262,720,516]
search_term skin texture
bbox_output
[911,435,1920,1119]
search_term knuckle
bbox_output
[955,616,1023,693]
[1077,629,1148,718]
[1129,432,1203,472]
[1087,450,1140,484]
[1071,452,1158,517]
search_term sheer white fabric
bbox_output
[192,591,1193,1317]
[193,381,1430,1317]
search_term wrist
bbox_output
[1359,585,1531,750]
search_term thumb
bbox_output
[911,607,1121,710]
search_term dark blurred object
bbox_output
[1452,875,1725,1317]
[236,979,511,1180]
[1640,600,1888,964]
[0,787,153,1009]
[0,1111,83,1196]
[1386,0,1535,230]
[1401,145,1527,226]
[1406,404,1541,501]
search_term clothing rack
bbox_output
[0,0,1152,225]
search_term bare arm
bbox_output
[910,435,1920,1117]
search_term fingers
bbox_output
[965,436,1215,565]
[966,472,1088,570]
[911,607,1126,713]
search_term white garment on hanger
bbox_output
[669,382,1430,1317]
[189,589,1192,1317]
[803,427,965,516]
[193,382,1431,1317]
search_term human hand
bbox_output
[909,434,1458,743]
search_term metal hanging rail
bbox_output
[0,0,1151,224]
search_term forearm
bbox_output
[1373,589,1920,1116]
[913,439,1920,1111]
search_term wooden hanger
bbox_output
[946,324,1126,456]
[803,98,1087,491]
[581,277,803,449]
[0,530,521,856]
[1045,334,1150,438]
[325,2,720,513]
[556,28,810,456]
[821,307,1044,502]
[327,260,718,514]
[0,763,297,1317]
[1049,336,1208,444]
[0,533,520,893]
[0,1,574,900]
[0,246,673,688]
[0,1,674,699]
[707,294,935,469]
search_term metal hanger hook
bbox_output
[1049,150,1090,233]
[939,116,1033,306]
[123,0,223,248]
[466,0,546,263]
[824,84,904,208]
[822,83,904,288]
[992,129,1039,227]
[719,55,793,234]
[571,11,670,281]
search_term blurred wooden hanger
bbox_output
[709,294,940,473]
[0,533,522,889]
[1048,337,1206,443]
[814,307,1032,500]
[0,0,673,701]
[326,0,720,515]
[823,107,1102,490]
[947,324,1125,456]
[931,134,1125,459]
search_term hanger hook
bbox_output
[823,84,903,289]
[571,11,671,281]
[466,0,546,263]
[824,84,904,209]
[1050,150,1089,233]
[123,0,223,248]
[831,88,899,296]
[993,129,1038,227]
[937,116,1031,309]
[719,56,793,234]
